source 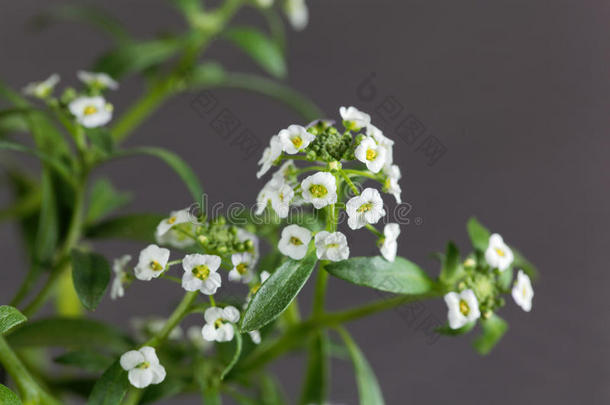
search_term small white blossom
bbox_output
[485,233,514,271]
[68,96,113,128]
[249,330,262,344]
[284,0,308,30]
[111,254,131,300]
[339,106,370,131]
[301,172,337,209]
[355,136,387,173]
[270,182,294,218]
[444,289,481,329]
[134,244,170,281]
[315,231,349,261]
[22,74,60,98]
[229,252,254,283]
[383,164,402,203]
[278,224,312,260]
[257,135,282,178]
[380,223,400,262]
[77,70,119,90]
[120,346,166,389]
[155,208,192,238]
[202,306,240,342]
[346,188,386,230]
[181,254,222,295]
[278,124,315,154]
[366,124,394,165]
[512,270,534,312]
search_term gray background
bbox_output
[1,0,608,404]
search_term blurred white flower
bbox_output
[512,270,534,312]
[134,244,170,281]
[68,96,113,128]
[284,0,308,30]
[278,224,312,260]
[181,254,222,295]
[111,254,131,300]
[366,124,394,165]
[155,208,192,238]
[346,188,386,230]
[485,233,513,271]
[339,106,370,131]
[301,172,337,209]
[120,346,166,389]
[279,124,315,154]
[77,70,118,90]
[383,164,402,203]
[257,135,282,178]
[355,136,387,173]
[229,252,254,283]
[315,231,349,261]
[202,306,240,342]
[270,182,294,218]
[444,289,481,329]
[380,223,400,262]
[249,330,262,344]
[22,73,60,98]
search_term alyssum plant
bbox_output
[0,1,538,405]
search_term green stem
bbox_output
[338,169,359,195]
[342,169,382,181]
[145,291,198,347]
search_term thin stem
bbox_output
[365,223,384,238]
[342,169,382,181]
[338,170,359,195]
[145,291,198,347]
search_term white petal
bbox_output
[182,272,202,292]
[150,364,166,384]
[201,324,217,341]
[223,306,240,323]
[128,368,153,388]
[139,346,159,365]
[120,350,144,371]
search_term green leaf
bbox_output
[86,178,131,224]
[34,171,58,263]
[111,147,203,204]
[0,305,27,335]
[325,256,435,295]
[241,251,317,332]
[86,361,129,405]
[260,374,286,405]
[85,128,114,156]
[7,317,130,352]
[466,217,491,252]
[512,247,538,281]
[54,349,113,372]
[337,328,385,405]
[85,213,164,242]
[0,108,30,134]
[473,314,508,355]
[140,376,186,404]
[435,321,476,336]
[0,384,22,405]
[0,141,73,184]
[223,26,286,78]
[497,267,514,291]
[439,242,463,285]
[299,333,328,405]
[220,325,242,380]
[71,250,111,311]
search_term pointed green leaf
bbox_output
[299,333,328,405]
[325,256,434,295]
[337,328,385,405]
[473,314,508,355]
[54,349,113,372]
[439,241,463,285]
[0,384,22,405]
[497,267,514,291]
[241,251,317,332]
[0,141,73,184]
[223,26,286,78]
[466,217,491,251]
[86,178,131,224]
[86,361,129,405]
[85,213,164,242]
[221,325,242,380]
[0,305,27,335]
[71,250,111,311]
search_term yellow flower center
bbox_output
[150,260,163,271]
[357,202,373,213]
[309,184,328,198]
[236,263,248,275]
[522,286,528,298]
[366,148,377,161]
[192,264,210,280]
[327,243,339,249]
[137,361,150,369]
[214,319,225,328]
[495,248,505,257]
[289,236,303,246]
[459,299,470,316]
[291,136,303,148]
[167,216,177,224]
[83,105,98,116]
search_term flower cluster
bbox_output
[443,233,534,330]
[256,106,403,263]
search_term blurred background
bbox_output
[1,0,608,403]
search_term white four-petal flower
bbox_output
[68,96,113,128]
[155,208,192,238]
[201,306,240,342]
[380,223,400,262]
[77,70,119,90]
[229,252,254,283]
[340,106,370,131]
[257,135,283,178]
[383,164,402,203]
[314,231,349,261]
[278,124,315,154]
[134,244,170,281]
[270,182,294,218]
[301,172,337,209]
[485,233,514,271]
[111,254,131,300]
[120,346,166,389]
[181,254,222,295]
[444,289,481,329]
[345,188,386,230]
[355,136,387,173]
[278,224,312,260]
[22,74,60,98]
[512,270,534,312]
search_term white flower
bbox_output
[272,161,296,182]
[301,172,337,209]
[229,252,254,283]
[284,0,308,30]
[181,254,222,295]
[22,74,60,98]
[270,182,294,218]
[68,96,113,128]
[485,233,514,271]
[380,223,400,262]
[202,306,240,342]
[355,136,387,173]
[134,244,170,281]
[315,231,349,261]
[444,289,481,329]
[345,188,386,230]
[278,124,315,154]
[278,224,312,260]
[512,270,534,312]
[111,254,131,300]
[256,0,274,6]
[339,106,370,131]
[155,225,196,249]
[383,164,402,203]
[249,330,262,344]
[366,124,394,165]
[257,135,282,178]
[120,346,166,389]
[155,208,192,238]
[77,70,119,90]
